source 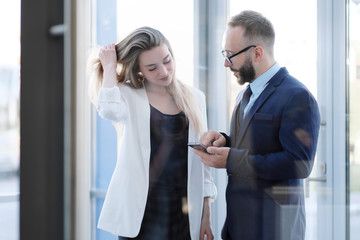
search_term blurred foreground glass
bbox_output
[349,1,360,239]
[90,0,195,239]
[229,1,318,239]
[0,0,21,240]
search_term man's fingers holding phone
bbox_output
[188,142,213,155]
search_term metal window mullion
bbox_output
[194,1,228,239]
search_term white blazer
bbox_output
[96,83,217,239]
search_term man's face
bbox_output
[223,26,256,85]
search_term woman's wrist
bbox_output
[102,67,117,88]
[202,197,212,220]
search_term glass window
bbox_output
[349,0,360,239]
[84,1,354,239]
[229,0,317,111]
[116,1,194,86]
[228,1,319,239]
[0,0,21,240]
[90,1,195,239]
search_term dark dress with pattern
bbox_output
[118,105,190,240]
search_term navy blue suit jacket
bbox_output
[222,67,320,240]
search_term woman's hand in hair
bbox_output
[99,43,117,72]
[99,43,118,88]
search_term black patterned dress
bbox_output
[118,104,190,240]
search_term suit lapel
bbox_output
[237,73,284,145]
[230,67,288,147]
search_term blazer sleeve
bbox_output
[96,85,128,122]
[227,88,321,180]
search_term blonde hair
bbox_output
[88,26,205,133]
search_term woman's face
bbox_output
[138,44,174,88]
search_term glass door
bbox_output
[227,0,347,239]
[315,0,347,239]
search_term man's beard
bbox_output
[233,57,256,85]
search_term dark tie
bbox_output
[239,86,252,120]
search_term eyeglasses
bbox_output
[221,45,256,64]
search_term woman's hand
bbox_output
[199,197,214,240]
[99,43,118,88]
[99,43,117,71]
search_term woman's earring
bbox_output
[138,72,145,83]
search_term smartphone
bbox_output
[188,142,211,154]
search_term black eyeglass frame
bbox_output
[222,45,256,64]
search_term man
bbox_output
[193,10,320,240]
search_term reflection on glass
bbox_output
[229,1,317,239]
[0,0,21,239]
[116,0,194,86]
[349,1,360,239]
[91,1,195,239]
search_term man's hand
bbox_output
[193,146,230,168]
[200,130,226,147]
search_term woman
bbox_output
[88,26,217,240]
